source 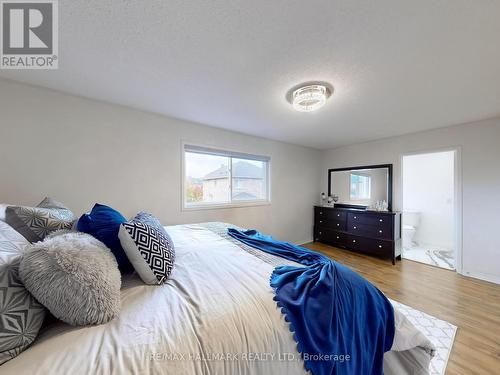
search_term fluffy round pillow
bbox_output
[19,232,121,326]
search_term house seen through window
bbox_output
[184,145,270,208]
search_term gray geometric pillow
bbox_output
[5,197,75,243]
[0,221,46,365]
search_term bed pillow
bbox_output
[0,221,46,365]
[5,198,75,243]
[131,211,170,236]
[19,232,121,326]
[77,203,133,274]
[118,220,175,285]
[0,204,8,221]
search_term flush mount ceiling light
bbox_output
[290,83,332,112]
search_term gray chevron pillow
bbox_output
[5,197,75,243]
[0,221,46,365]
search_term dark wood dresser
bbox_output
[313,206,402,264]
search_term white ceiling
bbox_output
[2,1,500,149]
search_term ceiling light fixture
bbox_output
[291,84,332,112]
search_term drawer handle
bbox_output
[336,236,340,239]
[353,226,357,229]
[337,223,340,227]
[319,220,323,223]
[354,216,357,219]
[337,214,340,217]
[379,219,383,222]
[319,232,322,235]
[378,245,383,248]
[320,212,323,215]
[352,240,356,243]
[379,230,383,233]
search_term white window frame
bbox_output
[182,142,271,210]
[349,172,371,201]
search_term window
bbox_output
[350,173,371,200]
[183,144,270,209]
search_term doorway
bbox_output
[401,150,458,270]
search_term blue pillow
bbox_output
[77,203,134,274]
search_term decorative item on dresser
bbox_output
[314,206,401,264]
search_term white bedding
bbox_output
[1,223,434,374]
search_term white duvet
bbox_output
[1,224,434,375]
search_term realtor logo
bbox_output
[1,0,58,69]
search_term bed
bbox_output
[1,223,434,374]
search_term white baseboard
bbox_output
[460,270,500,285]
[295,238,314,246]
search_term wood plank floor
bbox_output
[303,242,500,375]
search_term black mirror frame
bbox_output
[327,164,393,211]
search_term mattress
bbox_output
[1,223,434,374]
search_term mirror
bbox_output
[328,164,392,211]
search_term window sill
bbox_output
[182,200,271,211]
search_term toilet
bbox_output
[402,211,421,249]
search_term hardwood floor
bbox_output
[303,242,500,375]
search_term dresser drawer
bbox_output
[329,210,347,221]
[314,228,348,247]
[347,222,392,240]
[329,230,349,246]
[314,226,330,242]
[347,235,393,257]
[347,212,391,227]
[315,208,347,221]
[316,218,346,231]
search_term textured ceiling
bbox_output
[2,1,500,149]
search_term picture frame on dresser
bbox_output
[317,164,401,264]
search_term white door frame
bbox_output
[400,146,463,274]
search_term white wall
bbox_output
[3,78,500,284]
[402,151,454,249]
[322,117,500,284]
[0,79,321,244]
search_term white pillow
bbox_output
[0,204,8,221]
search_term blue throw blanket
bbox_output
[228,228,395,375]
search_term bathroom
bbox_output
[402,150,456,270]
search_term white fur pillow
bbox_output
[19,232,121,326]
[0,204,8,221]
